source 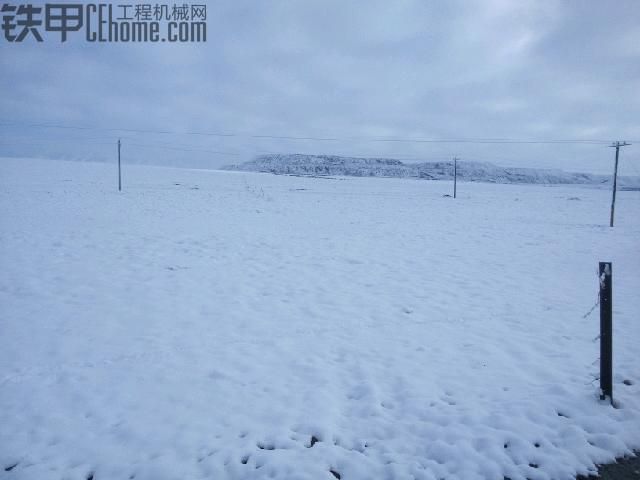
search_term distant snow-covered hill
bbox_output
[224,153,640,186]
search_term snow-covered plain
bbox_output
[1,157,639,480]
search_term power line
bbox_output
[0,121,627,145]
[0,122,237,138]
[126,142,240,156]
[0,141,114,147]
[0,139,241,156]
[368,138,612,145]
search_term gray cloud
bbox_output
[1,0,639,174]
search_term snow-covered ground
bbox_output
[1,157,638,480]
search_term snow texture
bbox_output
[224,154,640,188]
[1,157,639,480]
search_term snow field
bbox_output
[0,157,639,480]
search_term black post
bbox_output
[118,139,122,192]
[599,262,613,404]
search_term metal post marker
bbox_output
[599,262,613,404]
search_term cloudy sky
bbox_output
[1,0,639,174]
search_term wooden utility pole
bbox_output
[118,139,122,192]
[453,156,458,198]
[608,141,630,227]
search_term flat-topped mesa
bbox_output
[223,153,640,187]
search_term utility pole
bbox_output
[118,138,122,192]
[453,156,459,198]
[608,141,630,227]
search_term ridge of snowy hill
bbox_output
[224,154,640,187]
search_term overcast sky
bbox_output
[1,0,639,174]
